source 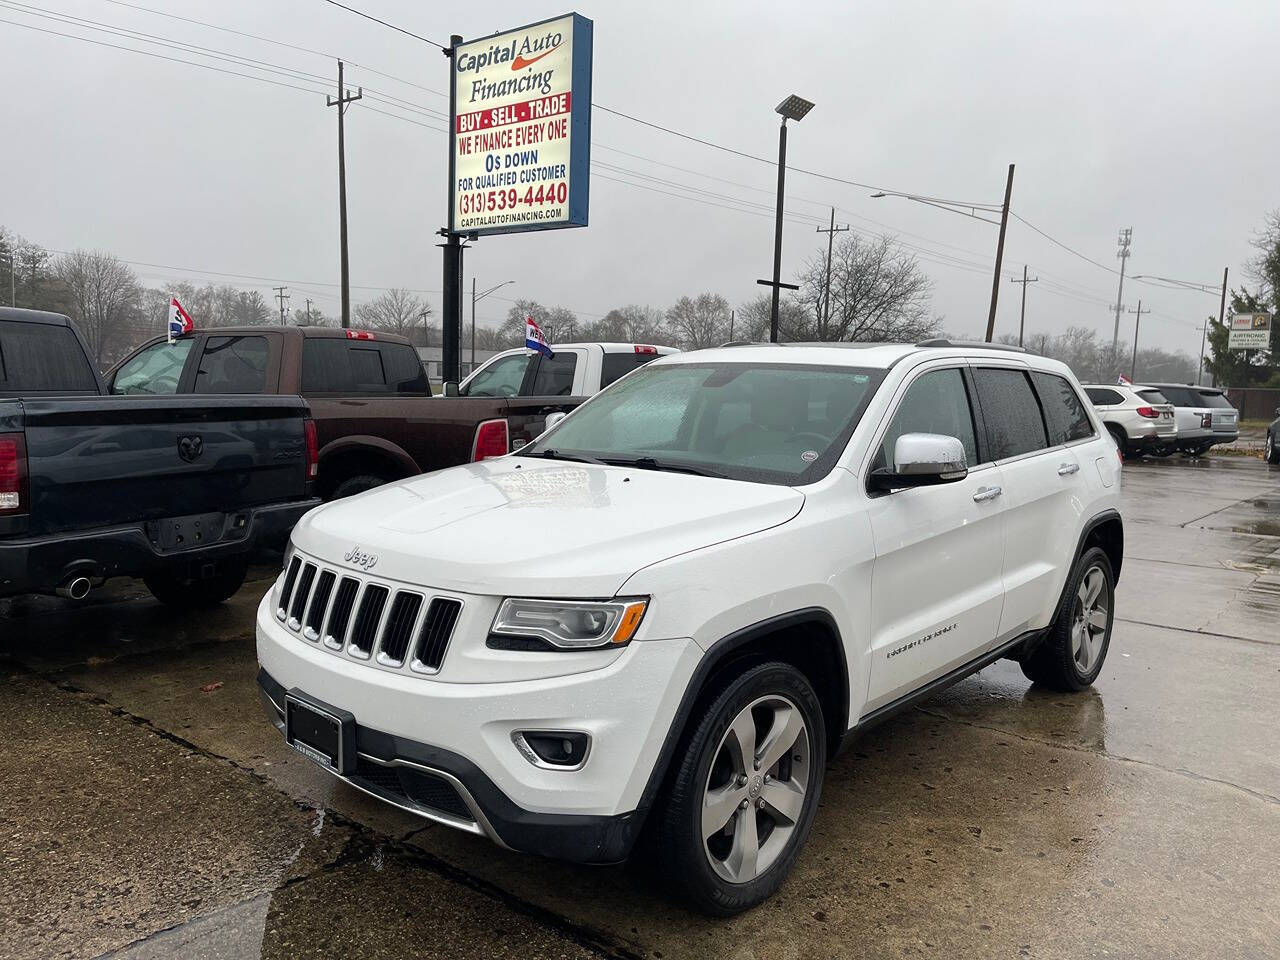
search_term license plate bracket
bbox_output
[285,690,356,775]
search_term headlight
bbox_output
[489,597,649,650]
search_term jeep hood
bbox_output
[292,457,805,596]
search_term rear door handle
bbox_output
[972,485,1002,502]
[1057,462,1080,476]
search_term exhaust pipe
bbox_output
[56,576,91,601]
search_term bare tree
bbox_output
[734,293,811,342]
[500,300,580,345]
[54,250,141,366]
[665,293,733,349]
[355,288,431,341]
[793,233,936,342]
[586,304,670,343]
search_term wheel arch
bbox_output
[316,437,418,497]
[635,608,849,821]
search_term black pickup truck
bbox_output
[0,307,320,605]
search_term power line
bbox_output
[318,0,444,49]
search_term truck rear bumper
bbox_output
[0,497,319,597]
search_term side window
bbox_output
[877,369,979,471]
[1084,387,1122,405]
[301,339,351,393]
[193,336,269,394]
[972,368,1049,460]
[462,353,530,397]
[1157,386,1194,406]
[1032,372,1094,444]
[381,343,430,394]
[524,352,579,396]
[112,339,193,395]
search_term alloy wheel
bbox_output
[1071,565,1109,673]
[701,695,811,884]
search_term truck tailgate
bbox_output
[20,395,311,536]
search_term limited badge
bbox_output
[801,450,818,463]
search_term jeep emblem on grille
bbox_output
[177,435,204,463]
[344,546,378,571]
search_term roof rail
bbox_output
[915,338,1027,353]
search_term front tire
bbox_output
[145,557,249,608]
[1106,426,1128,459]
[1021,546,1114,691]
[1266,431,1279,465]
[651,662,825,916]
[330,474,389,500]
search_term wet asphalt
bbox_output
[1,454,1277,960]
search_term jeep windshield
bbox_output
[518,361,883,485]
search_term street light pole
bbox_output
[470,279,515,372]
[769,117,788,342]
[985,163,1015,343]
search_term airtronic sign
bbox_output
[451,13,592,236]
[1228,312,1272,351]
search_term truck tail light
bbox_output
[471,419,509,461]
[634,345,658,354]
[303,420,319,480]
[1135,406,1160,419]
[0,432,28,514]
[344,330,377,341]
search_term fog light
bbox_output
[513,731,590,769]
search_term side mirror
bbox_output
[870,433,968,491]
[442,380,460,397]
[543,411,567,434]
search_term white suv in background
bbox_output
[257,340,1123,915]
[1082,383,1177,457]
[1138,383,1240,456]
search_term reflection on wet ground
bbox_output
[2,457,1278,959]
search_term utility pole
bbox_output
[728,309,735,341]
[304,298,313,325]
[1217,266,1229,326]
[273,286,290,324]
[1127,300,1150,380]
[327,60,362,329]
[1110,228,1132,361]
[470,277,477,374]
[984,163,1015,342]
[815,208,849,339]
[1009,265,1038,347]
[1197,317,1210,385]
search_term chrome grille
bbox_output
[414,598,462,673]
[377,593,423,666]
[273,555,462,676]
[324,577,359,649]
[349,585,390,658]
[287,563,315,630]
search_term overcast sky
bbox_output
[4,0,1278,354]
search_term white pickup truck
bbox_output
[449,342,679,400]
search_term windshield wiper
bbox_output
[602,456,728,479]
[524,448,607,466]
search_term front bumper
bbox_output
[256,596,700,863]
[0,497,318,598]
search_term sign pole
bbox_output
[441,34,464,385]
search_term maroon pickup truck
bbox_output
[108,327,580,498]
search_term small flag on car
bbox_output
[168,296,194,344]
[525,315,553,357]
[1116,373,1133,386]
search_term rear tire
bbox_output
[651,662,825,916]
[1021,546,1114,691]
[330,474,389,500]
[1266,431,1279,465]
[144,557,249,609]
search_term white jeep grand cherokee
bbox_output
[257,340,1123,915]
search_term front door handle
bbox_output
[972,485,1002,503]
[1057,462,1080,476]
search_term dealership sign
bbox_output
[1227,312,1272,350]
[451,13,592,235]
